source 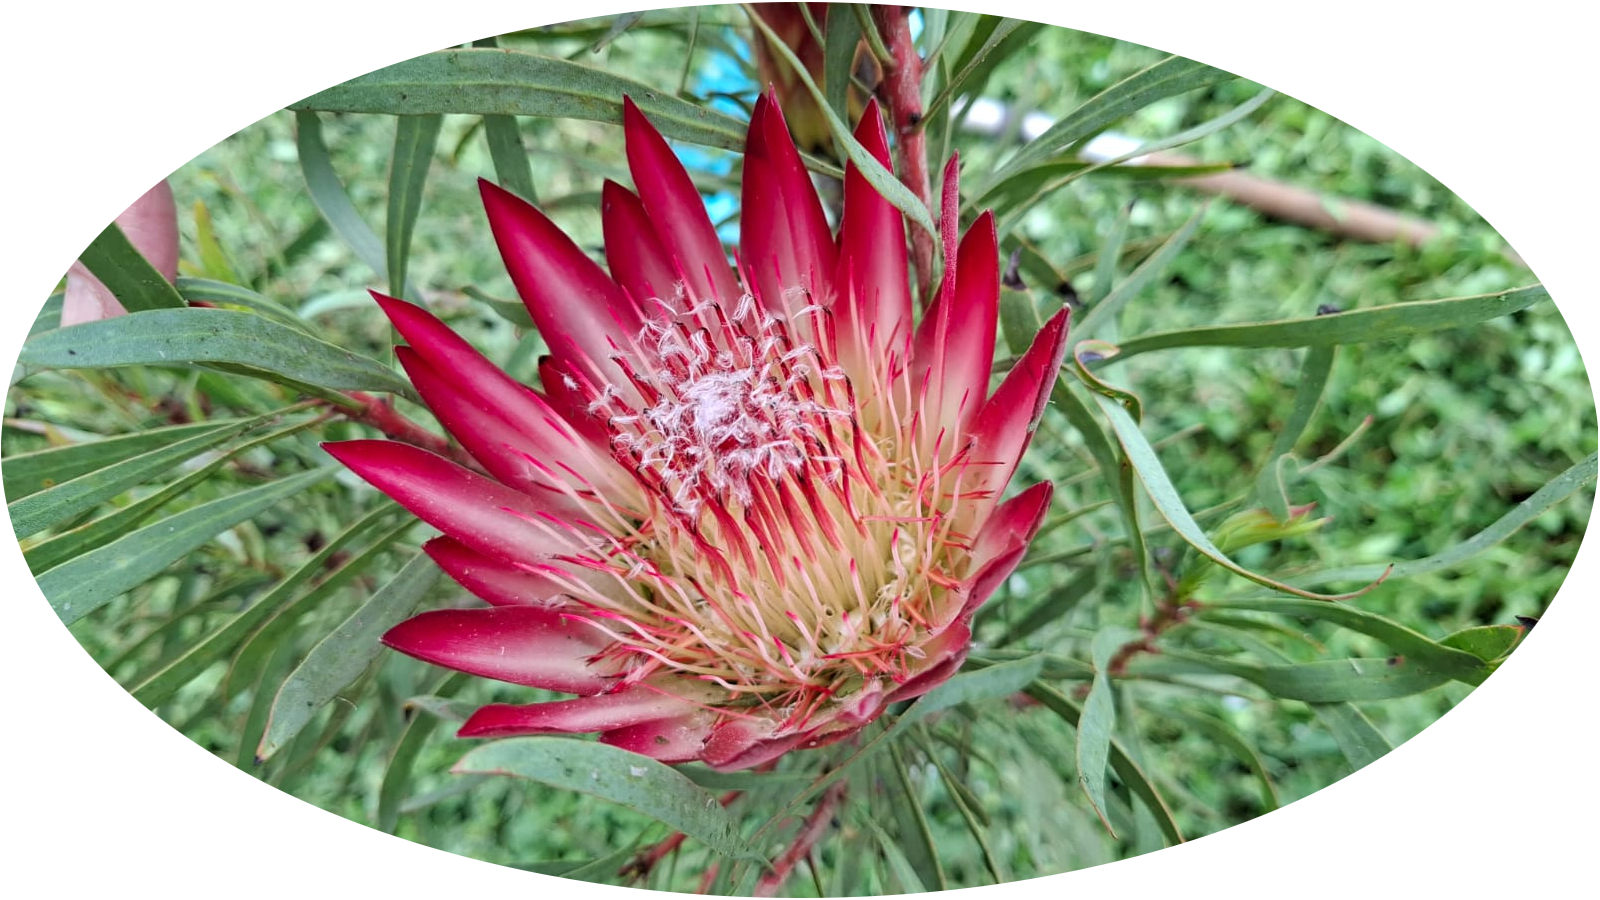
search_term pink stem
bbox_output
[336,391,476,469]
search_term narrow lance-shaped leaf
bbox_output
[467,37,540,205]
[885,740,948,892]
[293,49,758,156]
[1255,344,1336,521]
[9,414,274,539]
[1311,703,1390,772]
[893,653,1045,733]
[377,669,467,832]
[1078,626,1142,835]
[18,308,417,401]
[737,653,1048,874]
[1131,651,1456,703]
[1089,201,1134,306]
[985,88,1274,230]
[822,4,863,124]
[4,419,238,502]
[454,736,757,860]
[41,467,332,625]
[922,18,1042,125]
[1198,596,1491,682]
[177,277,316,335]
[1090,390,1385,601]
[1104,285,1549,360]
[76,221,186,313]
[1297,450,1596,586]
[1024,681,1184,846]
[224,517,417,695]
[23,416,322,574]
[257,551,441,762]
[980,56,1237,189]
[1166,708,1279,812]
[862,815,928,894]
[295,110,388,278]
[1074,206,1206,341]
[386,114,442,298]
[589,11,646,52]
[129,506,405,709]
[1441,624,1525,663]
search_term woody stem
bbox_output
[871,5,934,306]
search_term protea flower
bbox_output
[325,93,1070,771]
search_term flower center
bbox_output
[591,293,852,518]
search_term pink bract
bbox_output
[326,94,1070,771]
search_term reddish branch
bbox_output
[871,5,934,306]
[335,390,476,469]
[754,780,848,897]
[1108,596,1200,676]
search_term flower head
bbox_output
[326,94,1069,771]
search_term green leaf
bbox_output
[191,200,243,284]
[127,505,404,709]
[295,110,387,279]
[76,222,186,313]
[1106,285,1549,361]
[380,672,469,833]
[862,813,928,894]
[1079,627,1141,835]
[923,18,1042,126]
[1254,344,1336,520]
[23,416,320,573]
[482,115,538,203]
[1299,450,1596,586]
[257,551,441,762]
[1309,702,1391,772]
[901,653,1045,726]
[40,467,332,625]
[225,517,416,695]
[177,277,315,334]
[1267,342,1331,461]
[4,419,235,502]
[1090,391,1377,600]
[386,115,442,298]
[1441,624,1525,663]
[293,48,755,155]
[8,416,268,538]
[886,741,948,891]
[1199,597,1488,682]
[30,293,65,336]
[1025,681,1183,845]
[463,285,534,328]
[589,11,646,52]
[998,287,1045,356]
[1139,651,1455,702]
[822,4,862,124]
[1075,206,1206,341]
[1166,708,1279,812]
[1089,202,1134,306]
[18,308,416,401]
[1053,379,1154,602]
[454,736,755,859]
[997,560,1101,646]
[745,6,935,235]
[980,56,1237,191]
